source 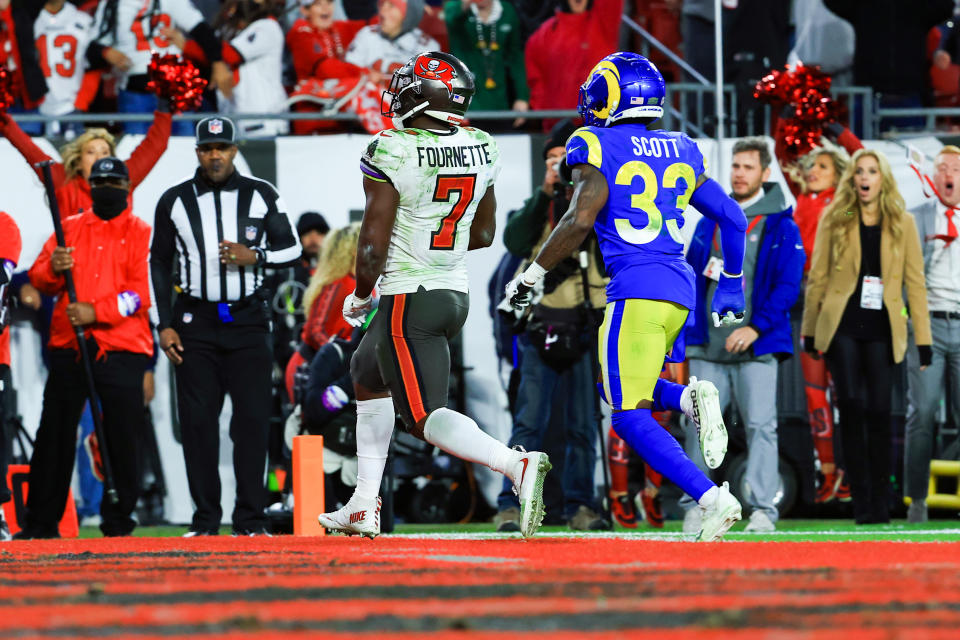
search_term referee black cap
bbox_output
[89,157,129,181]
[196,116,236,146]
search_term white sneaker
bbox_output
[744,510,776,532]
[697,481,742,541]
[0,509,11,542]
[509,449,552,538]
[682,507,702,534]
[317,493,382,539]
[682,377,728,469]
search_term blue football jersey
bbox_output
[565,123,705,309]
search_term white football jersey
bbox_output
[91,0,204,82]
[35,3,93,116]
[216,18,288,137]
[344,26,440,75]
[360,126,501,295]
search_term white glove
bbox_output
[503,274,537,310]
[342,291,373,327]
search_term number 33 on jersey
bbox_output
[360,127,501,296]
[565,123,706,309]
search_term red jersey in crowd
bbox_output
[302,274,357,350]
[29,206,153,358]
[287,18,366,82]
[525,0,623,129]
[0,110,171,217]
[0,211,22,367]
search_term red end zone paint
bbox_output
[2,537,959,637]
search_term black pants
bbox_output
[173,296,272,532]
[0,364,11,505]
[25,344,147,536]
[826,333,896,523]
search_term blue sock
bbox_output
[612,408,714,501]
[653,377,686,413]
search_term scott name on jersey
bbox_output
[416,142,492,168]
[631,135,681,159]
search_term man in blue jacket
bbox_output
[680,138,805,533]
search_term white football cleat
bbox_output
[697,481,742,541]
[509,449,552,538]
[317,494,381,539]
[682,377,728,469]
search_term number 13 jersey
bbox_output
[566,123,705,310]
[360,127,501,296]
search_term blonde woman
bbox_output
[801,148,932,524]
[284,223,361,402]
[0,108,171,216]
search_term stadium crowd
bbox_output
[2,0,960,540]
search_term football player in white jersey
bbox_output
[317,52,552,540]
[88,0,228,133]
[34,0,95,136]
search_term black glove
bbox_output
[918,345,933,368]
[824,122,845,139]
[803,335,817,355]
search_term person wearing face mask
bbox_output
[801,149,932,525]
[0,105,171,217]
[14,157,153,539]
[903,145,960,523]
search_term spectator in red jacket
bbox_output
[781,123,863,505]
[1,0,48,134]
[0,107,171,217]
[0,211,21,541]
[285,223,359,403]
[525,0,623,131]
[15,157,153,539]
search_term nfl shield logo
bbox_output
[245,225,257,241]
[209,119,224,134]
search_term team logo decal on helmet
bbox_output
[382,51,476,128]
[414,56,456,92]
[578,52,666,128]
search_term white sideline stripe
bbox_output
[387,528,960,542]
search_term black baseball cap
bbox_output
[296,212,330,237]
[196,116,236,146]
[89,157,129,181]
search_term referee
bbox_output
[150,116,301,536]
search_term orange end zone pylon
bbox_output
[292,435,325,536]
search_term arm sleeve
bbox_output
[747,219,805,335]
[592,0,625,44]
[0,115,63,185]
[261,189,302,267]
[28,233,65,296]
[689,177,748,275]
[801,214,833,337]
[904,214,932,346]
[149,192,177,330]
[230,20,282,63]
[0,213,22,267]
[73,70,102,111]
[503,191,552,257]
[835,127,864,155]
[93,225,151,326]
[127,111,173,187]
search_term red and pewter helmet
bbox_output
[382,51,475,128]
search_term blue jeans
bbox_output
[498,337,598,518]
[118,89,194,136]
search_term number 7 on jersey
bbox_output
[430,174,477,250]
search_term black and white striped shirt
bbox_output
[150,168,301,330]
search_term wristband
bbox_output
[522,262,547,286]
[253,247,266,265]
[721,270,743,278]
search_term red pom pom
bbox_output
[0,64,16,112]
[754,63,841,158]
[146,53,208,114]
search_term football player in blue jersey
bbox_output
[505,52,747,541]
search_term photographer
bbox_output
[495,120,609,532]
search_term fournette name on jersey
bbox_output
[416,142,491,168]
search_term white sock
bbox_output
[353,397,396,500]
[698,485,719,508]
[423,407,518,477]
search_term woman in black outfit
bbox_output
[802,149,932,524]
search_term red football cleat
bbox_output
[610,492,638,529]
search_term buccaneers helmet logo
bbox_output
[414,55,456,91]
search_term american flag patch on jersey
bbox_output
[452,94,465,104]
